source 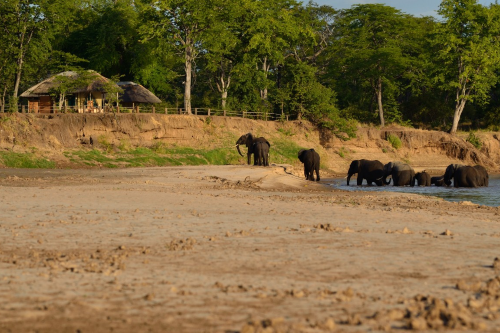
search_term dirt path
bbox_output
[0,165,499,332]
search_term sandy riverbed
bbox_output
[1,165,500,332]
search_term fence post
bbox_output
[116,105,120,113]
[152,106,155,114]
[136,105,140,113]
[22,105,25,113]
[208,108,211,116]
[165,108,168,115]
[286,115,289,121]
[224,109,226,117]
[243,110,245,118]
[178,108,181,115]
[195,108,198,115]
[64,104,68,113]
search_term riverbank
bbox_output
[0,165,499,332]
[0,113,497,175]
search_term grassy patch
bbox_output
[270,140,304,164]
[387,134,402,149]
[65,146,241,168]
[466,131,482,150]
[0,152,55,168]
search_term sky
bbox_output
[312,1,496,17]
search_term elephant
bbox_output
[236,133,270,165]
[444,164,488,187]
[431,176,445,186]
[383,162,415,187]
[298,149,320,181]
[414,171,431,186]
[253,141,269,166]
[347,159,385,186]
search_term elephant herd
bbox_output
[235,134,488,188]
[347,159,489,188]
[235,133,321,181]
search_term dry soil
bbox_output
[1,165,500,332]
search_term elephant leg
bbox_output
[315,166,320,181]
[309,169,315,181]
[357,175,363,186]
[303,165,308,180]
[367,181,373,185]
[247,153,252,165]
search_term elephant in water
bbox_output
[298,149,320,181]
[444,164,488,187]
[253,141,269,166]
[347,159,385,186]
[383,162,415,186]
[431,176,445,186]
[415,171,431,186]
[235,133,270,165]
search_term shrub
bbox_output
[466,132,482,150]
[387,134,402,149]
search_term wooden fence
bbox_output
[0,104,286,121]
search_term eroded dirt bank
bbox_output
[0,113,498,173]
[0,166,499,332]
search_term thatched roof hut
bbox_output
[117,81,161,104]
[20,71,113,98]
[20,71,117,113]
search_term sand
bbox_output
[0,165,500,332]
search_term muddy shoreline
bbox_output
[1,165,499,332]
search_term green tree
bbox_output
[242,0,307,102]
[331,4,415,127]
[0,0,69,99]
[433,0,500,134]
[140,0,221,114]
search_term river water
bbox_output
[327,175,500,207]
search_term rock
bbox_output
[410,317,428,330]
[441,229,453,236]
[493,257,500,270]
[321,318,336,331]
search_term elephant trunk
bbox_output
[347,173,352,186]
[236,144,244,157]
[383,175,391,185]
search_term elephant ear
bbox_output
[444,164,455,185]
[298,149,306,162]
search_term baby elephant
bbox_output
[298,149,320,181]
[414,171,431,186]
[431,176,445,186]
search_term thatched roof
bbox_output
[117,81,162,104]
[20,71,115,98]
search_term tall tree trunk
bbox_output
[216,68,230,110]
[12,27,33,98]
[13,49,24,99]
[1,85,6,113]
[376,76,385,127]
[221,90,228,109]
[450,95,468,134]
[260,57,269,100]
[184,43,193,115]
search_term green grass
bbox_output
[270,140,304,164]
[63,138,305,169]
[64,146,242,168]
[387,134,402,149]
[0,152,55,168]
[466,131,482,150]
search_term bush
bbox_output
[466,132,482,150]
[387,134,402,149]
